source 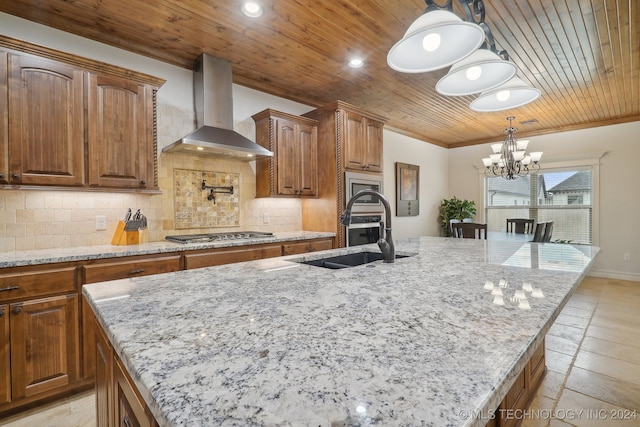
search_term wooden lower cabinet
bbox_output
[0,264,88,417]
[0,304,10,404]
[185,243,283,270]
[114,358,156,427]
[282,238,334,256]
[493,339,547,427]
[9,295,79,400]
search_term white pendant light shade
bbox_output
[436,49,517,95]
[387,10,485,73]
[470,76,541,112]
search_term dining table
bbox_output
[487,230,534,242]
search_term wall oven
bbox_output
[346,214,383,247]
[344,171,384,214]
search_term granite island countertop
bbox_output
[83,237,599,427]
[0,231,334,268]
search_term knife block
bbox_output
[111,220,140,245]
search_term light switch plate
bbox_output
[263,212,270,224]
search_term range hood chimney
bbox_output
[162,54,273,161]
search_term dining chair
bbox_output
[531,222,546,242]
[541,221,554,242]
[452,222,487,239]
[506,218,535,234]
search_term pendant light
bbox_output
[387,8,485,73]
[436,48,517,96]
[470,76,541,112]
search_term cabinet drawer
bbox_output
[83,255,182,284]
[0,267,76,302]
[185,244,282,270]
[282,239,334,256]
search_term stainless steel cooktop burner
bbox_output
[165,231,274,244]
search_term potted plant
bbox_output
[439,196,477,237]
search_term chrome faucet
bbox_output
[341,189,395,263]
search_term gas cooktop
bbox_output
[165,231,274,244]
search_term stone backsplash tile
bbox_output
[173,168,240,229]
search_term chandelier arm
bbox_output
[424,0,454,12]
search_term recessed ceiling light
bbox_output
[241,2,263,18]
[348,58,364,68]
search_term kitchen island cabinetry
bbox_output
[0,264,84,414]
[252,109,318,197]
[84,238,598,426]
[0,35,164,192]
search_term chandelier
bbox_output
[387,0,540,111]
[482,117,542,180]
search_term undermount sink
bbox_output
[298,251,410,269]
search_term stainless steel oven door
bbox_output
[346,215,383,246]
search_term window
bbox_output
[484,168,593,244]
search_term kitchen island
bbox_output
[83,237,598,426]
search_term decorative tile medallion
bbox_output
[173,169,240,229]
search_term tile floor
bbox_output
[0,276,638,427]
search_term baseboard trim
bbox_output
[586,269,640,282]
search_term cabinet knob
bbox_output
[0,173,4,179]
[12,173,20,180]
[0,309,4,318]
[140,180,146,186]
[12,306,22,315]
[123,415,132,427]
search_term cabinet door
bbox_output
[87,73,151,189]
[342,110,366,171]
[275,118,298,196]
[94,311,113,427]
[0,304,9,404]
[364,119,383,173]
[0,51,7,185]
[9,294,79,400]
[296,122,317,196]
[114,358,153,427]
[7,54,85,186]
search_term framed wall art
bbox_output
[396,162,419,216]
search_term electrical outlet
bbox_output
[96,215,107,231]
[624,253,631,262]
[263,212,270,224]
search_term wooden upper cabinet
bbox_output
[0,36,164,191]
[87,73,154,189]
[253,109,318,197]
[342,109,383,173]
[7,54,85,186]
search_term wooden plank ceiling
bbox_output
[1,0,638,148]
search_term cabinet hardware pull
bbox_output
[0,285,19,292]
[12,173,20,180]
[129,269,145,275]
[0,309,4,318]
[140,180,146,185]
[0,173,4,179]
[123,415,132,427]
[12,307,22,315]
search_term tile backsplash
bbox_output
[173,168,240,229]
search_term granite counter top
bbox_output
[83,237,599,427]
[0,231,334,268]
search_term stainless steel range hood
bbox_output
[162,54,273,161]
